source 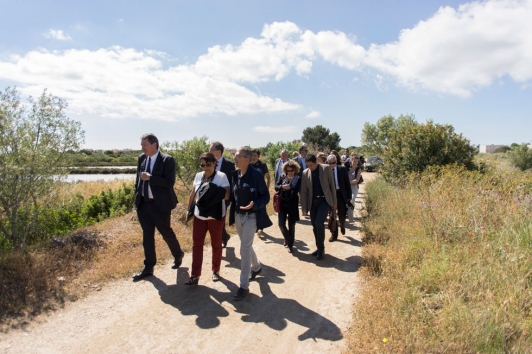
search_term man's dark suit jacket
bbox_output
[219,157,235,186]
[334,165,352,203]
[135,152,178,212]
[293,156,306,177]
[219,157,235,208]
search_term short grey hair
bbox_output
[237,146,252,159]
[280,149,289,155]
[327,154,337,162]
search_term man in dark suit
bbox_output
[293,145,308,176]
[210,141,235,248]
[300,154,337,260]
[327,154,352,241]
[132,133,184,281]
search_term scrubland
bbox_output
[346,162,532,352]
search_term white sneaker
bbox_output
[256,229,263,236]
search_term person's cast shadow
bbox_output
[259,229,362,272]
[218,264,343,342]
[146,262,343,341]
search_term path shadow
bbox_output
[220,264,343,342]
[292,250,363,273]
[147,270,232,329]
[258,230,310,252]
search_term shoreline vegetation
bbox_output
[346,161,532,352]
[68,167,136,174]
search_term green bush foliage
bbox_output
[0,183,135,250]
[162,136,210,193]
[380,120,477,183]
[261,140,302,169]
[507,143,532,171]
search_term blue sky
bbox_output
[1,0,530,149]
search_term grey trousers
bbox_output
[235,213,261,289]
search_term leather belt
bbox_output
[236,210,255,215]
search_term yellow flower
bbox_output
[383,338,388,343]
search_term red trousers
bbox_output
[191,216,225,276]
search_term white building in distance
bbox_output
[479,144,508,153]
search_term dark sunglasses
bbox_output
[328,161,337,164]
[200,163,213,168]
[286,169,294,173]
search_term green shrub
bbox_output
[381,120,477,183]
[507,143,532,171]
[0,183,135,250]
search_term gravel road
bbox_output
[1,177,370,354]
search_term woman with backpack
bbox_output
[347,152,363,223]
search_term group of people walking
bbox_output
[132,133,363,300]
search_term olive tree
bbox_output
[361,114,418,155]
[0,87,84,249]
[162,136,210,193]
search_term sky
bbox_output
[0,0,531,150]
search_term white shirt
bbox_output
[277,159,288,179]
[299,156,307,170]
[333,167,340,190]
[193,171,230,220]
[216,156,224,171]
[142,151,159,199]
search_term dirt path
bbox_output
[1,177,371,354]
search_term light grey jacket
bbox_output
[300,163,337,212]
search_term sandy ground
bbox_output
[0,177,371,354]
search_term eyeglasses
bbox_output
[328,161,337,164]
[286,169,294,173]
[200,163,213,168]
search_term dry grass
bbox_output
[55,179,136,200]
[346,162,532,353]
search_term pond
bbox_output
[63,174,136,182]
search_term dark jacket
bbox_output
[275,174,301,222]
[220,157,235,207]
[229,166,273,230]
[335,165,352,203]
[195,181,227,220]
[135,152,178,212]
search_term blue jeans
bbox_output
[310,198,329,250]
[234,213,261,289]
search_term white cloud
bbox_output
[253,126,298,133]
[305,111,320,119]
[3,2,532,123]
[0,47,299,121]
[43,29,72,41]
[365,0,532,96]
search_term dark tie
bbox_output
[334,168,339,189]
[143,157,151,202]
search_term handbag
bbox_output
[327,208,338,233]
[273,192,281,213]
[187,171,217,223]
[186,201,195,223]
